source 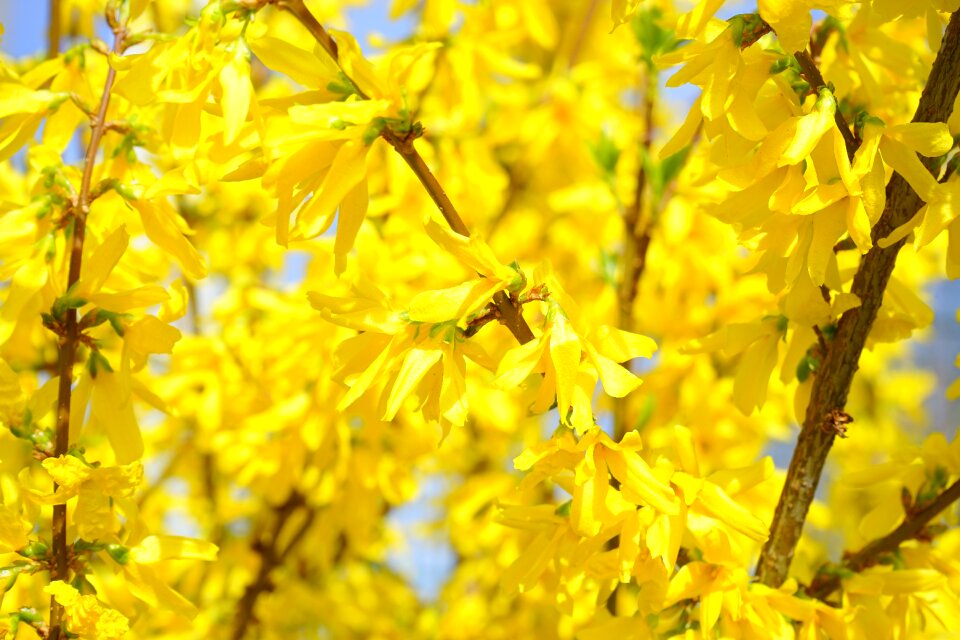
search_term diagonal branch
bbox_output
[807,478,960,600]
[756,10,960,588]
[793,50,859,160]
[275,0,535,344]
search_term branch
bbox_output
[793,50,858,160]
[48,0,62,59]
[231,492,316,639]
[275,0,536,345]
[756,10,960,588]
[48,16,127,640]
[567,0,599,69]
[749,18,858,160]
[613,66,657,443]
[807,478,960,601]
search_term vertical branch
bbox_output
[231,493,316,640]
[48,0,62,59]
[566,0,599,69]
[48,19,126,640]
[756,10,960,587]
[607,53,658,619]
[613,72,656,442]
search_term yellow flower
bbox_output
[44,581,129,640]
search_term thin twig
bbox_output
[567,0,599,69]
[277,0,536,345]
[756,10,960,588]
[49,17,127,640]
[807,479,960,600]
[793,50,859,161]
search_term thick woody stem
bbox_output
[756,11,960,587]
[48,21,126,640]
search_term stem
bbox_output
[756,11,960,588]
[278,0,536,345]
[231,492,315,639]
[793,50,858,161]
[613,69,656,442]
[808,479,960,600]
[48,0,62,59]
[567,0,599,69]
[48,22,126,640]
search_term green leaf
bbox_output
[631,7,677,68]
[105,543,130,565]
[590,132,620,177]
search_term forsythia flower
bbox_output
[44,581,130,640]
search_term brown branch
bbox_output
[755,17,858,160]
[807,478,960,600]
[48,18,127,640]
[613,69,656,443]
[756,10,960,588]
[231,492,316,639]
[793,50,858,161]
[276,0,536,345]
[48,0,62,59]
[567,0,599,69]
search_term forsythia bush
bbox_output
[1,0,960,637]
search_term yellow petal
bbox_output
[0,504,29,550]
[131,199,207,280]
[886,122,954,157]
[808,201,847,284]
[879,138,939,202]
[78,226,129,297]
[382,347,443,420]
[916,179,960,247]
[780,90,836,166]
[696,480,769,541]
[408,279,504,324]
[129,535,218,564]
[661,96,703,158]
[500,530,561,596]
[424,219,517,281]
[90,372,144,464]
[333,177,368,275]
[733,332,780,414]
[219,43,252,146]
[584,344,641,398]
[496,337,547,388]
[605,448,680,515]
[589,324,658,361]
[246,36,338,88]
[761,0,812,53]
[89,285,171,312]
[42,455,92,489]
[549,314,581,423]
[295,140,367,239]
